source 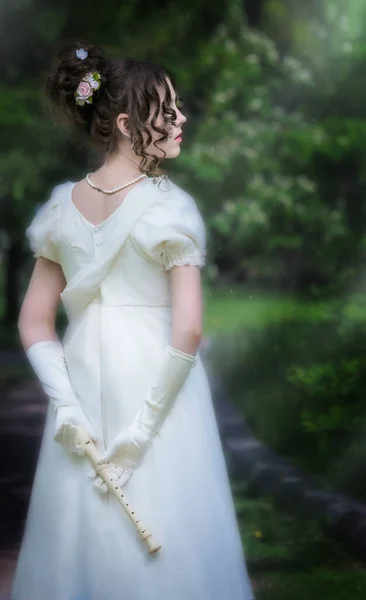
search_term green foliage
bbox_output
[203,285,331,335]
[232,480,357,568]
[209,296,366,501]
[289,358,365,452]
[166,0,366,298]
[175,0,359,294]
[256,568,366,600]
[4,0,366,298]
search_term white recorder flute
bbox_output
[77,426,162,555]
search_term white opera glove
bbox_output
[54,405,97,455]
[96,345,196,487]
[26,340,97,455]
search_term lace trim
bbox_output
[163,249,207,271]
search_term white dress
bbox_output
[11,175,255,600]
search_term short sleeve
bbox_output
[25,184,65,263]
[130,187,207,271]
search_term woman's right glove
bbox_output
[54,405,98,455]
[26,340,97,455]
[94,345,196,489]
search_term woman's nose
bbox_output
[178,111,187,126]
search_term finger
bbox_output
[75,444,85,456]
[54,426,62,444]
[62,423,70,451]
[107,465,123,483]
[93,475,101,486]
[93,476,108,494]
[62,425,69,450]
[118,469,134,487]
[114,465,123,479]
[87,465,97,479]
[93,475,103,489]
[56,422,69,446]
[74,428,85,454]
[69,425,79,453]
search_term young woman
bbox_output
[12,40,255,600]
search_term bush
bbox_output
[210,302,366,500]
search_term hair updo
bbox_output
[45,38,181,178]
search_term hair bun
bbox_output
[45,38,107,133]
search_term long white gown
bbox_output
[11,175,255,600]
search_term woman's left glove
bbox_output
[95,345,196,488]
[95,427,151,488]
[87,462,127,494]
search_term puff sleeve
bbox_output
[25,184,64,263]
[130,187,207,270]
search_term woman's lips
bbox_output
[175,135,182,142]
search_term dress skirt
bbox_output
[11,300,255,600]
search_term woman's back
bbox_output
[70,173,148,228]
[26,175,206,319]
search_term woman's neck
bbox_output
[96,151,145,186]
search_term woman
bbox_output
[12,39,255,600]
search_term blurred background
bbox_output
[2,0,366,597]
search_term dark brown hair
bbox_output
[45,38,183,178]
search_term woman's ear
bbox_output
[116,113,131,140]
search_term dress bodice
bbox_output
[25,176,207,320]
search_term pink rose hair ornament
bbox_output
[74,49,101,107]
[75,71,102,106]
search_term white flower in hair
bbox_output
[76,48,88,60]
[84,72,100,89]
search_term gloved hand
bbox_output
[26,339,98,454]
[87,462,128,493]
[95,345,196,488]
[54,405,97,455]
[96,427,151,488]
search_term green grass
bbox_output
[231,479,366,598]
[203,285,366,335]
[203,287,330,335]
[254,569,366,599]
[232,480,353,568]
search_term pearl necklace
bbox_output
[85,172,148,195]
